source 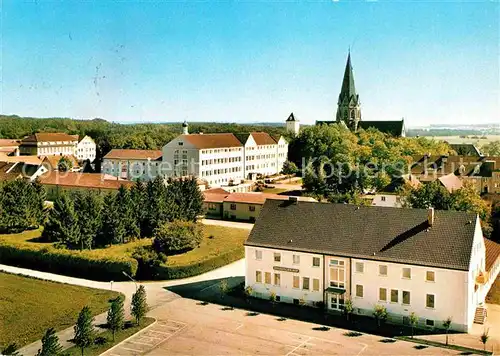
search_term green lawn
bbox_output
[260,188,290,194]
[0,272,120,349]
[65,317,155,356]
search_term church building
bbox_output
[317,53,406,137]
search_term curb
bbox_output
[98,318,158,356]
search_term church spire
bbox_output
[339,51,357,104]
[336,52,361,131]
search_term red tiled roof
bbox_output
[485,238,500,272]
[39,172,134,190]
[223,192,284,205]
[438,173,463,193]
[183,133,243,149]
[203,188,230,203]
[251,132,277,146]
[22,133,78,143]
[0,139,20,147]
[0,155,43,165]
[104,149,162,160]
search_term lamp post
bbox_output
[122,271,138,292]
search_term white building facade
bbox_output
[20,133,79,157]
[75,135,97,162]
[245,200,500,332]
[102,149,163,181]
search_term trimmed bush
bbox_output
[0,243,137,281]
[153,220,203,255]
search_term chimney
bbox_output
[427,207,435,227]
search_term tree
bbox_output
[480,329,489,351]
[73,190,103,249]
[281,160,298,182]
[57,156,73,172]
[43,191,80,248]
[73,306,95,356]
[1,344,21,355]
[373,305,388,327]
[98,192,126,246]
[130,180,148,237]
[115,185,139,241]
[37,327,63,356]
[219,279,229,299]
[482,141,500,156]
[132,246,167,279]
[344,299,354,322]
[143,177,170,236]
[442,317,452,345]
[244,286,253,304]
[167,177,204,222]
[107,296,125,341]
[153,220,203,255]
[409,312,418,338]
[131,285,148,326]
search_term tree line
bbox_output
[42,176,204,249]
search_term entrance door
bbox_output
[330,294,345,311]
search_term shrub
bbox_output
[153,220,203,255]
[132,246,167,279]
[373,304,388,326]
[0,242,137,281]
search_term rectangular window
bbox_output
[426,271,435,282]
[249,205,256,212]
[379,288,387,301]
[274,273,281,286]
[265,272,271,284]
[274,253,281,262]
[426,294,435,308]
[391,289,398,303]
[313,278,320,291]
[256,271,262,283]
[426,319,434,327]
[293,255,300,264]
[355,262,364,273]
[313,257,320,267]
[402,268,411,279]
[293,275,300,289]
[379,265,388,276]
[356,285,364,298]
[230,203,236,210]
[402,290,411,305]
[255,250,262,260]
[302,277,310,290]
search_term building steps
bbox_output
[474,306,487,324]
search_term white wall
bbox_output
[102,158,160,181]
[245,246,324,306]
[76,136,96,162]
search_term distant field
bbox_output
[427,135,500,146]
[0,272,119,349]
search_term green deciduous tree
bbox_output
[281,160,298,182]
[373,305,388,327]
[107,296,125,341]
[73,306,95,356]
[131,285,148,326]
[37,327,63,356]
[153,220,203,255]
[442,317,452,345]
[43,191,81,248]
[57,156,73,172]
[409,312,418,338]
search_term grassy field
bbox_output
[428,135,500,146]
[260,187,290,194]
[0,272,120,349]
[0,225,249,268]
[486,275,500,305]
[65,317,155,356]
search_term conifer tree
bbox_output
[130,180,147,237]
[37,327,63,356]
[73,190,103,249]
[43,191,80,248]
[98,192,126,245]
[73,306,95,356]
[144,177,168,236]
[131,285,148,326]
[116,185,139,242]
[107,296,125,341]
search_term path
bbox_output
[201,218,253,230]
[1,259,245,356]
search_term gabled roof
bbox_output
[250,132,276,146]
[41,155,80,170]
[286,113,297,122]
[0,154,43,165]
[182,133,243,149]
[39,172,134,190]
[21,132,78,143]
[246,200,478,271]
[103,149,162,161]
[358,120,405,137]
[485,238,500,272]
[437,173,463,193]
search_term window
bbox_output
[302,277,310,290]
[255,250,262,260]
[402,268,411,279]
[426,271,435,282]
[274,253,281,262]
[379,288,387,302]
[313,257,320,267]
[426,319,434,327]
[329,259,345,289]
[381,196,386,201]
[313,278,320,291]
[356,285,364,298]
[274,273,281,286]
[379,265,388,276]
[265,272,271,284]
[391,289,398,303]
[230,203,236,210]
[402,290,411,305]
[249,205,256,212]
[426,294,435,308]
[355,262,364,273]
[293,255,300,265]
[256,271,262,283]
[293,275,300,289]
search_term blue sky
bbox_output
[1,1,498,126]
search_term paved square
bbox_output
[104,298,463,356]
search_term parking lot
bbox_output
[103,297,463,356]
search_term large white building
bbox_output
[19,133,78,157]
[74,135,97,162]
[245,199,500,332]
[162,124,289,186]
[102,149,163,181]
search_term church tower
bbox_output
[286,112,300,136]
[336,52,361,131]
[182,120,189,135]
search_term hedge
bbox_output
[0,243,138,281]
[150,247,244,280]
